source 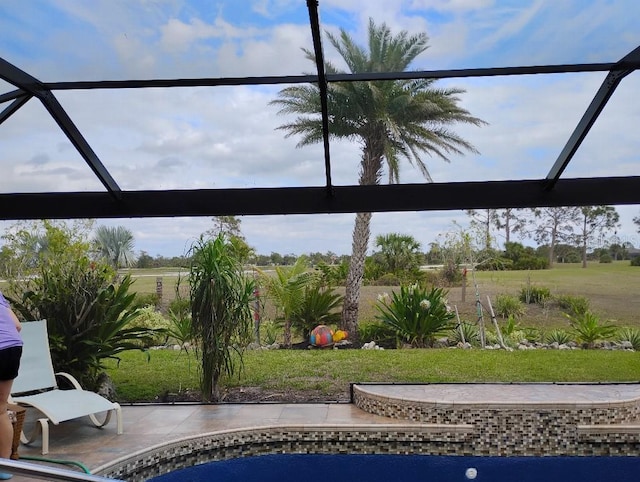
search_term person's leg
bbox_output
[0,378,14,460]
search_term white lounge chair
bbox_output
[9,320,123,454]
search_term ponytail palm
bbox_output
[271,19,486,340]
[189,235,255,402]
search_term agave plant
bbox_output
[376,284,455,348]
[617,327,640,351]
[545,329,573,345]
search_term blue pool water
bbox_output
[149,454,640,481]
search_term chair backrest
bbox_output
[11,320,58,395]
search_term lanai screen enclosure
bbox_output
[0,1,638,223]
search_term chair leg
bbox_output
[20,418,49,455]
[88,403,123,434]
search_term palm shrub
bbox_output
[565,311,617,349]
[290,283,343,339]
[259,256,313,347]
[189,235,255,402]
[376,284,455,348]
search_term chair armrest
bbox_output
[55,372,84,390]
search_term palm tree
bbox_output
[271,19,486,341]
[93,225,137,269]
[258,256,313,347]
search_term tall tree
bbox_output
[495,208,528,245]
[532,207,580,266]
[465,209,498,251]
[634,213,640,233]
[575,206,620,268]
[93,225,137,269]
[208,216,243,238]
[271,19,485,340]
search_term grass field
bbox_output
[125,261,640,331]
[103,262,640,402]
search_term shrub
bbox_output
[494,294,526,319]
[376,284,455,348]
[513,256,548,270]
[132,292,160,309]
[439,262,463,285]
[128,306,170,347]
[259,320,281,345]
[501,315,520,336]
[358,321,398,348]
[555,294,590,316]
[519,285,551,305]
[546,329,573,345]
[371,273,401,286]
[599,253,613,263]
[565,311,617,348]
[617,327,640,350]
[631,257,640,267]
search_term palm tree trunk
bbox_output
[341,211,372,342]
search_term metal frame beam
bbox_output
[0,93,30,126]
[307,0,333,192]
[0,177,637,220]
[0,57,121,196]
[545,46,640,188]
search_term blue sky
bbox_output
[0,0,639,256]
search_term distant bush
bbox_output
[133,292,160,309]
[519,285,552,304]
[371,273,401,286]
[555,294,590,316]
[599,253,613,263]
[494,294,526,319]
[631,257,640,267]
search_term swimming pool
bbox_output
[149,453,640,482]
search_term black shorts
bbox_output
[0,345,22,381]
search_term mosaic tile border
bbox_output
[94,423,474,481]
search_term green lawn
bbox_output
[106,347,640,402]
